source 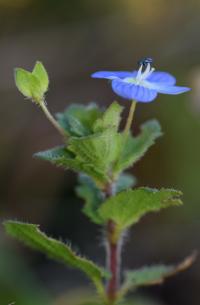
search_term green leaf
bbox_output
[67,128,121,185]
[76,174,104,224]
[93,101,123,132]
[121,253,196,295]
[34,142,110,186]
[32,61,49,94]
[113,120,162,175]
[56,104,102,136]
[115,173,137,193]
[4,221,107,296]
[98,188,182,231]
[35,129,123,186]
[15,68,43,103]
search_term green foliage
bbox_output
[76,174,104,224]
[15,61,49,104]
[4,221,108,296]
[32,61,49,94]
[76,173,136,224]
[36,128,121,186]
[93,101,123,132]
[98,188,182,231]
[113,120,162,175]
[68,128,120,180]
[56,101,123,137]
[121,253,196,295]
[56,103,102,136]
[124,265,174,290]
[115,173,137,193]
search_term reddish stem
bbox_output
[106,220,121,303]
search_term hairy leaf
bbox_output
[121,253,196,295]
[93,101,123,132]
[98,188,182,231]
[68,128,121,184]
[34,146,109,185]
[4,221,107,296]
[76,174,104,224]
[56,104,102,136]
[113,120,162,175]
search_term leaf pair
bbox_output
[15,61,49,104]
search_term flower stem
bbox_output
[124,100,137,135]
[40,101,67,139]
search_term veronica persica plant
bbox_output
[4,58,195,305]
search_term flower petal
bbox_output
[147,71,176,85]
[91,71,134,80]
[155,84,191,95]
[111,79,157,102]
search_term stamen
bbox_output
[136,64,143,80]
[136,63,155,84]
[141,63,151,79]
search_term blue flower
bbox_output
[91,63,190,103]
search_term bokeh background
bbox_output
[0,0,200,304]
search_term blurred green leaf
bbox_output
[121,253,196,295]
[93,101,123,132]
[113,119,162,175]
[115,173,137,193]
[76,174,104,224]
[4,221,107,296]
[98,188,182,231]
[56,103,102,136]
[32,61,49,94]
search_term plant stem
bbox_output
[106,220,122,304]
[124,100,137,135]
[40,101,67,139]
[103,184,122,304]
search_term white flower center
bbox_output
[124,63,155,86]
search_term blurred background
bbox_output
[0,0,200,304]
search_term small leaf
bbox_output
[93,101,123,132]
[113,119,162,175]
[76,174,104,224]
[121,253,197,295]
[56,103,102,136]
[98,188,182,231]
[15,68,43,102]
[15,62,49,104]
[32,61,49,94]
[115,173,137,193]
[4,221,107,296]
[15,68,33,99]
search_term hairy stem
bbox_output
[40,101,67,139]
[106,220,122,304]
[124,100,137,135]
[103,184,122,304]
